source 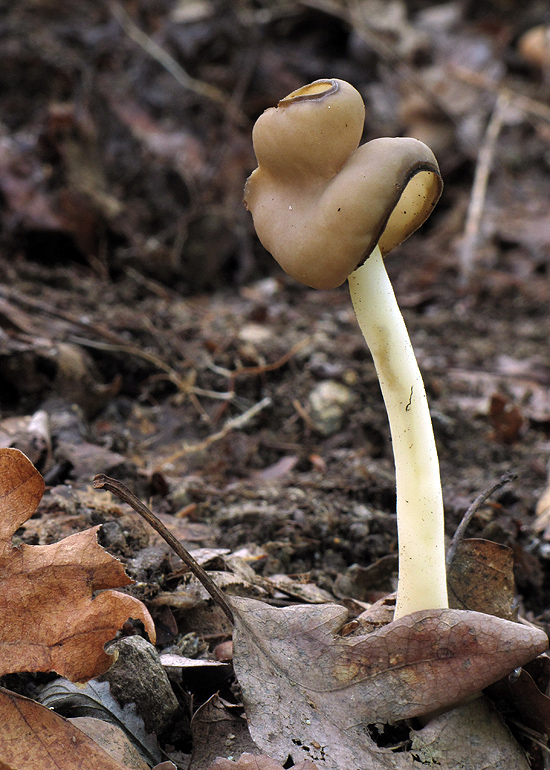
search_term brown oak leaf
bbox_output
[0,687,136,770]
[0,447,155,681]
[231,597,548,769]
[0,688,140,770]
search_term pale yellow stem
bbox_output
[348,245,448,618]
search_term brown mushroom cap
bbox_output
[518,25,550,70]
[244,79,443,290]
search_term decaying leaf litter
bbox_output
[0,451,546,770]
[1,0,550,768]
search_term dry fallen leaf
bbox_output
[0,687,135,770]
[189,694,258,770]
[66,718,151,770]
[486,654,550,740]
[231,597,547,769]
[448,538,516,619]
[0,447,155,681]
[488,392,524,444]
[39,676,162,765]
[208,754,319,769]
[410,697,531,769]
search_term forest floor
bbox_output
[1,1,550,767]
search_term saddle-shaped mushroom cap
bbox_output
[244,79,443,290]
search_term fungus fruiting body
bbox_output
[518,24,550,71]
[244,79,446,619]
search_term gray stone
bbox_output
[100,636,179,736]
[308,380,354,435]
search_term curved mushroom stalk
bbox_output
[244,78,446,619]
[349,246,447,617]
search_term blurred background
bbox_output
[1,0,549,290]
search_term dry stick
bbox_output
[69,335,233,404]
[507,719,550,756]
[459,91,509,284]
[0,284,127,346]
[449,65,550,126]
[125,266,175,301]
[157,395,272,467]
[301,0,455,124]
[230,337,310,378]
[446,471,517,568]
[292,398,318,432]
[110,1,246,126]
[93,473,235,624]
[207,338,310,380]
[0,286,234,409]
[210,338,310,422]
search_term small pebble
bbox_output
[308,380,354,435]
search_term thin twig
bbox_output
[68,336,234,406]
[459,91,509,284]
[0,284,127,345]
[206,337,310,380]
[68,335,189,384]
[292,398,318,432]
[93,474,234,624]
[449,65,550,125]
[301,0,455,124]
[157,396,272,467]
[208,338,309,423]
[230,337,311,378]
[110,1,245,125]
[507,719,550,754]
[446,471,517,568]
[0,284,234,413]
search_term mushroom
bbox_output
[518,24,550,75]
[244,79,445,619]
